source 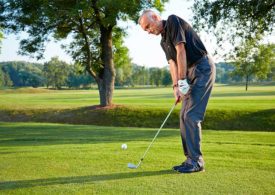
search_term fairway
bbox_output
[0,85,274,111]
[0,122,274,194]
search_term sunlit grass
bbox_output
[1,85,275,111]
[0,122,274,194]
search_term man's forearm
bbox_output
[175,43,187,80]
[168,59,178,85]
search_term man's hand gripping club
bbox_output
[173,79,190,103]
[178,79,190,95]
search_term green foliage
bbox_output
[130,64,172,87]
[253,44,275,80]
[149,67,162,86]
[192,0,275,56]
[0,0,170,105]
[43,57,70,89]
[67,64,95,88]
[17,70,44,88]
[267,60,275,81]
[216,62,235,83]
[0,64,13,87]
[232,40,275,90]
[0,30,2,53]
[0,60,172,88]
[113,28,132,86]
[0,68,3,86]
[0,61,97,88]
[161,68,171,86]
[131,64,149,86]
[0,61,43,87]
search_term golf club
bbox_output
[128,97,180,169]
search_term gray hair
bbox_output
[138,9,155,24]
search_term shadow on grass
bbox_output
[0,123,179,147]
[0,170,175,190]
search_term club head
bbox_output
[127,163,137,169]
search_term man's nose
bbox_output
[147,29,152,34]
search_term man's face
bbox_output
[140,14,162,35]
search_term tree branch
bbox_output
[91,0,102,26]
[78,14,98,82]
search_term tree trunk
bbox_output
[98,27,115,106]
[246,75,249,91]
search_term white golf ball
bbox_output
[121,143,127,150]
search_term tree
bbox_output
[67,63,95,88]
[192,0,275,56]
[113,28,132,87]
[161,67,171,86]
[0,67,3,87]
[0,0,168,106]
[17,70,44,87]
[0,61,45,87]
[0,30,2,53]
[232,40,275,90]
[0,66,12,87]
[43,57,70,89]
[149,67,162,86]
[267,60,275,81]
[131,64,149,86]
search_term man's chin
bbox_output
[153,31,161,36]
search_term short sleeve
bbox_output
[160,42,172,61]
[168,15,186,46]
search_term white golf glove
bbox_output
[178,79,190,95]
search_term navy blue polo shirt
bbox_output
[160,15,207,67]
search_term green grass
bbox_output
[0,85,274,130]
[0,122,274,194]
[0,85,275,111]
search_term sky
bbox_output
[0,0,274,68]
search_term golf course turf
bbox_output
[0,85,274,193]
[0,122,274,194]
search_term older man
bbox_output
[138,10,216,173]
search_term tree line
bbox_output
[0,57,173,89]
[1,57,274,89]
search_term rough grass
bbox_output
[0,122,274,194]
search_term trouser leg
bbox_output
[180,57,216,163]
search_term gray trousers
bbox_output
[180,56,216,164]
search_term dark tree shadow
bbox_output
[0,170,176,190]
[0,123,178,147]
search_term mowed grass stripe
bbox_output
[1,85,275,110]
[0,122,274,194]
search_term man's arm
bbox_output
[175,42,190,96]
[168,59,178,86]
[168,59,181,101]
[175,43,187,80]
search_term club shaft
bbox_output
[136,102,177,167]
